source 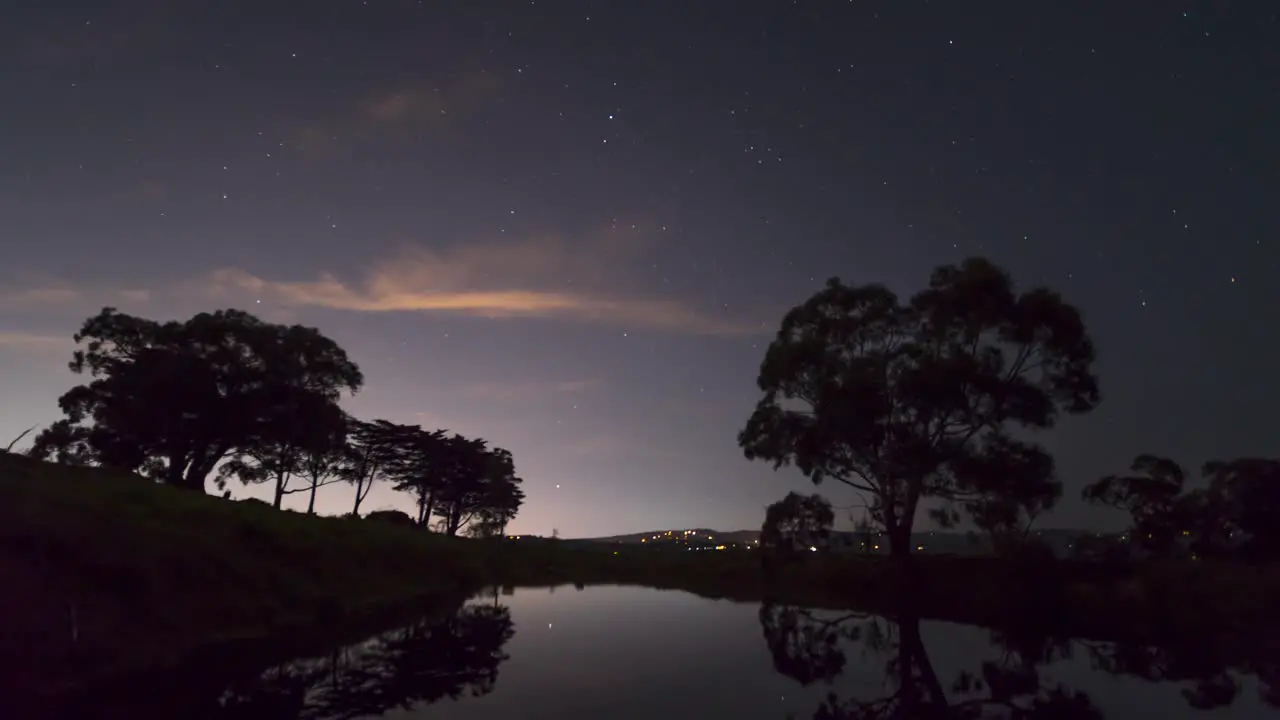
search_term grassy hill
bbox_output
[0,452,489,700]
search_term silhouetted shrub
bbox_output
[365,509,415,527]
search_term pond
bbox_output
[185,586,1280,717]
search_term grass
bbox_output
[3,452,1278,707]
[0,453,486,700]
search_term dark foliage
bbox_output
[26,307,526,532]
[29,308,362,494]
[1083,454,1280,562]
[364,509,416,527]
[761,492,834,555]
[739,258,1099,558]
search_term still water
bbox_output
[213,585,1273,719]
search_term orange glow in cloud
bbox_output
[205,238,760,336]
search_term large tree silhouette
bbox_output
[739,258,1099,559]
[29,308,362,493]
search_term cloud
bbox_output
[0,332,68,352]
[204,238,759,336]
[361,71,503,127]
[0,281,153,312]
[553,379,600,393]
[458,378,601,402]
[0,287,83,309]
[293,69,506,150]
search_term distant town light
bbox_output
[809,546,817,552]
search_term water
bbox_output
[208,585,1272,719]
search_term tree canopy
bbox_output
[1084,454,1280,562]
[30,307,363,493]
[25,306,527,533]
[760,492,834,554]
[739,258,1100,558]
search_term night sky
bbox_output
[2,1,1276,538]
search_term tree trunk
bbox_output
[272,471,286,510]
[887,523,912,560]
[446,504,463,536]
[899,617,949,713]
[352,478,365,516]
[885,479,923,561]
[306,480,318,515]
[165,451,187,488]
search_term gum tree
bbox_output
[739,258,1100,559]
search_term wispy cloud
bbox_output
[0,287,83,309]
[0,332,68,351]
[0,282,152,312]
[203,237,759,336]
[293,69,505,150]
[458,378,601,402]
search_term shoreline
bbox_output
[3,454,1277,712]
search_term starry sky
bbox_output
[1,1,1276,538]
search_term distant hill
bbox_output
[581,527,1107,556]
[585,528,756,545]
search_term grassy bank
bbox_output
[3,453,1278,707]
[0,453,489,701]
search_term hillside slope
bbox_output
[0,453,486,699]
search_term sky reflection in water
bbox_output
[215,585,1272,719]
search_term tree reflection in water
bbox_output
[214,596,514,719]
[1080,635,1279,711]
[761,603,1278,719]
[762,603,1099,719]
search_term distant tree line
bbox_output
[1081,454,1278,563]
[24,307,524,536]
[746,257,1278,565]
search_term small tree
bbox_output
[293,420,351,514]
[218,391,348,509]
[761,492,835,554]
[739,259,1100,560]
[342,418,411,516]
[388,427,451,527]
[1202,458,1280,561]
[1082,454,1188,559]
